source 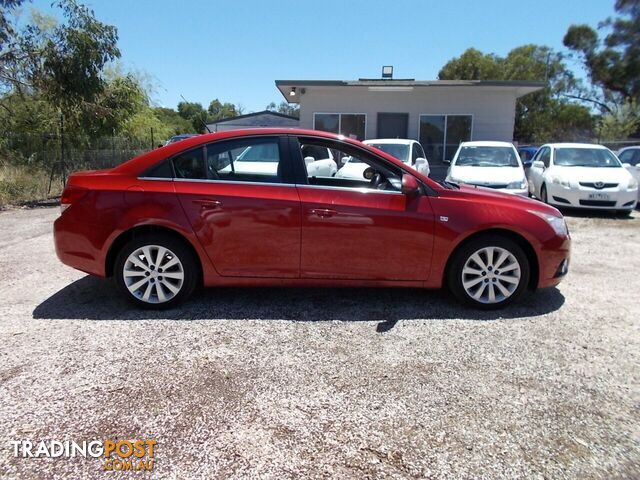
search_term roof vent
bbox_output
[382,66,393,79]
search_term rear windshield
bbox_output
[455,146,519,167]
[554,148,621,168]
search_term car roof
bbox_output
[544,143,608,149]
[459,141,515,148]
[617,145,640,151]
[364,138,415,145]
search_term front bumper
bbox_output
[546,183,638,210]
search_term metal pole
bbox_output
[60,114,67,186]
[151,127,154,150]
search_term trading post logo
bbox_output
[10,439,157,472]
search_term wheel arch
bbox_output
[105,224,203,282]
[443,228,539,290]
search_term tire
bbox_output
[540,184,548,204]
[114,233,198,309]
[447,235,531,310]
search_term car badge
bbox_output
[594,181,604,189]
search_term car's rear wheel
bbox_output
[448,235,530,309]
[114,234,197,309]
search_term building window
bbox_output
[314,113,366,140]
[419,114,472,162]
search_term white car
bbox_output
[301,144,338,177]
[617,146,640,201]
[445,141,528,196]
[529,143,638,212]
[363,139,430,176]
[220,143,338,178]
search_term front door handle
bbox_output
[309,208,337,218]
[193,199,223,210]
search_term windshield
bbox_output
[370,144,410,162]
[455,146,520,167]
[554,148,621,168]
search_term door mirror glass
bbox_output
[401,174,420,196]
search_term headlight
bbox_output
[629,177,639,190]
[527,210,569,236]
[550,175,570,187]
[507,179,528,190]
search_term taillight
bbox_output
[60,185,88,214]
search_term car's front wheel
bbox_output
[114,233,198,309]
[448,235,530,309]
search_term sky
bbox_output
[29,0,615,112]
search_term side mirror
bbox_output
[414,157,428,174]
[443,159,451,164]
[622,162,632,168]
[401,174,420,197]
[340,156,350,166]
[304,156,315,166]
[523,160,532,168]
[532,160,545,169]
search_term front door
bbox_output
[172,136,301,278]
[292,136,434,281]
[377,113,409,138]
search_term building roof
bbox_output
[206,110,299,128]
[275,79,545,103]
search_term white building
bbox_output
[275,78,543,163]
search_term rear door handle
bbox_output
[309,208,337,218]
[193,199,223,210]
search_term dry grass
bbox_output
[0,165,62,207]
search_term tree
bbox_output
[438,45,593,142]
[207,98,238,122]
[177,101,208,133]
[266,100,299,118]
[564,0,640,108]
[596,100,640,140]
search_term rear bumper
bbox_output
[54,213,110,277]
[546,184,638,210]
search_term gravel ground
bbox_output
[0,206,638,479]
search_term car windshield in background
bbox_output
[370,144,410,162]
[236,144,279,162]
[456,146,519,167]
[554,148,621,168]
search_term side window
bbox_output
[173,147,206,179]
[540,147,551,167]
[415,143,426,160]
[411,144,419,165]
[297,137,402,192]
[633,151,640,166]
[205,137,284,184]
[143,159,174,178]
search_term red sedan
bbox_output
[54,129,570,310]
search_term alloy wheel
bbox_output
[123,245,184,304]
[461,246,521,304]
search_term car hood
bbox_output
[549,165,633,183]
[454,183,561,215]
[449,166,525,185]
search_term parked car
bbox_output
[617,146,640,201]
[363,139,430,176]
[164,134,198,145]
[301,143,338,177]
[529,143,638,212]
[517,145,539,168]
[55,128,571,310]
[445,141,529,196]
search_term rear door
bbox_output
[529,146,550,196]
[172,136,301,278]
[291,136,435,281]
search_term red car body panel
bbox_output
[54,128,570,292]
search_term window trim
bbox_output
[313,112,367,140]
[138,135,296,185]
[418,113,474,161]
